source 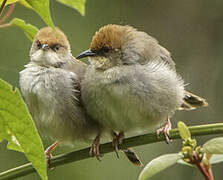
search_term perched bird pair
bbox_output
[19,25,208,163]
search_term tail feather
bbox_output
[179,91,208,111]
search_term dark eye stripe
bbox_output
[51,44,62,51]
[36,40,42,49]
[95,47,111,56]
[102,47,110,53]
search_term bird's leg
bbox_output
[45,141,59,168]
[156,117,172,143]
[111,131,124,158]
[89,134,102,160]
[112,132,143,166]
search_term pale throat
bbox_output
[31,49,69,68]
[90,56,113,71]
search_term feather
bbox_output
[179,91,208,111]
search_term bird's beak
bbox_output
[76,49,96,59]
[41,44,50,51]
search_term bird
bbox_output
[19,27,102,163]
[76,24,208,156]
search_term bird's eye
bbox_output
[53,44,61,51]
[103,47,110,53]
[36,40,42,49]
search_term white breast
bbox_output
[19,63,89,143]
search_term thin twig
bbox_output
[0,0,7,16]
[0,3,16,24]
[0,123,223,180]
[196,163,213,180]
[0,23,11,28]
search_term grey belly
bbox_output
[83,83,165,132]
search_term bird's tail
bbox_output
[179,91,208,111]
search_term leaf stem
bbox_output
[0,123,223,180]
[196,163,213,180]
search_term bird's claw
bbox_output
[45,141,59,170]
[112,131,124,158]
[89,135,102,160]
[156,118,172,144]
[45,151,52,167]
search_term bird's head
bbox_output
[30,27,72,68]
[77,24,152,70]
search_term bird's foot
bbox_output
[156,118,172,143]
[89,135,103,160]
[45,141,59,170]
[112,131,124,158]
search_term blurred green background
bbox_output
[0,0,223,179]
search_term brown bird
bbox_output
[19,27,102,163]
[77,24,208,156]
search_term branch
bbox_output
[0,23,11,28]
[0,3,16,24]
[0,0,7,16]
[0,123,223,180]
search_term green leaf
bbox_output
[177,121,191,140]
[56,0,86,16]
[0,79,47,180]
[19,0,32,9]
[0,0,18,6]
[210,154,223,164]
[138,153,183,180]
[7,137,23,152]
[25,0,54,28]
[0,0,32,9]
[10,18,38,41]
[177,159,193,167]
[203,137,223,154]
